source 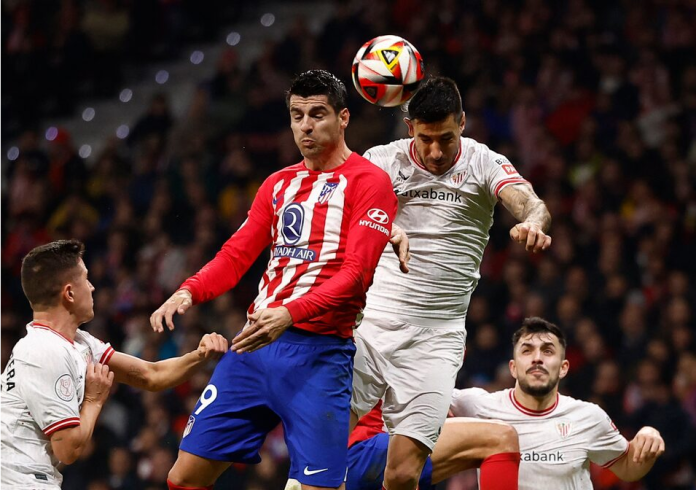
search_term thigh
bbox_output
[351,325,389,419]
[180,349,280,464]
[169,449,232,487]
[272,337,356,489]
[382,329,466,450]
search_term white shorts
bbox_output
[351,315,466,451]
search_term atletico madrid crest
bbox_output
[317,182,338,204]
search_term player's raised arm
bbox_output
[608,426,665,481]
[498,183,552,253]
[107,333,228,391]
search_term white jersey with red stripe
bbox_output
[1,322,114,488]
[363,137,528,329]
[450,388,629,489]
[181,153,396,338]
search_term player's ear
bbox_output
[559,359,570,380]
[509,359,517,380]
[459,112,466,133]
[339,108,350,129]
[63,284,75,304]
[404,118,414,137]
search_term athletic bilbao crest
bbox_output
[451,171,466,185]
[317,182,338,204]
[281,203,305,245]
[555,421,571,439]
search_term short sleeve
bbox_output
[16,351,80,436]
[480,147,528,199]
[450,387,488,417]
[587,408,630,467]
[78,330,115,365]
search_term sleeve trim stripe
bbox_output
[99,346,115,365]
[494,178,528,196]
[602,443,630,468]
[44,417,80,436]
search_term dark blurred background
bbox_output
[2,0,696,488]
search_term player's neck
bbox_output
[32,309,79,342]
[513,385,558,412]
[304,144,352,172]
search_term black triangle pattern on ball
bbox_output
[364,86,378,98]
[361,39,379,59]
[382,49,398,63]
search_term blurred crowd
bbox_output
[3,0,696,489]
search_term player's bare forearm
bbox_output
[110,334,228,391]
[609,427,665,481]
[499,184,551,232]
[50,399,104,464]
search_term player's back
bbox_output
[250,153,395,337]
[451,388,629,490]
[363,138,527,327]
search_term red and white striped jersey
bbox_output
[1,322,114,488]
[181,153,397,338]
[363,137,528,329]
[451,388,629,489]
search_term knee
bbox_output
[492,424,519,454]
[384,461,422,488]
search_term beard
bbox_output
[518,372,558,397]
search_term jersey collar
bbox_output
[408,139,463,174]
[30,321,74,345]
[509,389,559,416]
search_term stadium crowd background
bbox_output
[2,0,696,488]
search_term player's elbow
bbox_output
[488,423,519,455]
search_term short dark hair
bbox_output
[21,240,85,309]
[286,69,348,112]
[407,76,462,123]
[512,317,567,353]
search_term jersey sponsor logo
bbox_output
[317,182,339,204]
[359,219,390,236]
[183,415,195,438]
[281,203,305,245]
[397,188,463,203]
[303,466,329,476]
[55,374,75,402]
[556,421,572,439]
[501,163,518,175]
[521,451,565,462]
[273,246,317,262]
[367,208,390,225]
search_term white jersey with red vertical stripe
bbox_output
[450,388,629,489]
[1,322,114,488]
[363,137,528,329]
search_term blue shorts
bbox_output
[180,327,356,488]
[347,433,433,490]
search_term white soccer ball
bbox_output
[351,35,425,107]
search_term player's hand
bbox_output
[84,362,114,406]
[390,223,410,273]
[631,426,665,464]
[196,333,229,361]
[232,307,293,354]
[509,222,552,253]
[150,289,193,333]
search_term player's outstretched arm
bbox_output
[108,333,228,391]
[609,427,665,481]
[150,289,193,332]
[498,183,552,253]
[50,363,113,464]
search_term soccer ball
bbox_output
[352,35,425,107]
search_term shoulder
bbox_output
[266,162,306,181]
[559,394,610,420]
[12,332,70,365]
[344,153,393,186]
[364,139,411,166]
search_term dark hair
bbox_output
[407,76,462,123]
[286,70,348,112]
[21,240,85,309]
[512,317,567,352]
